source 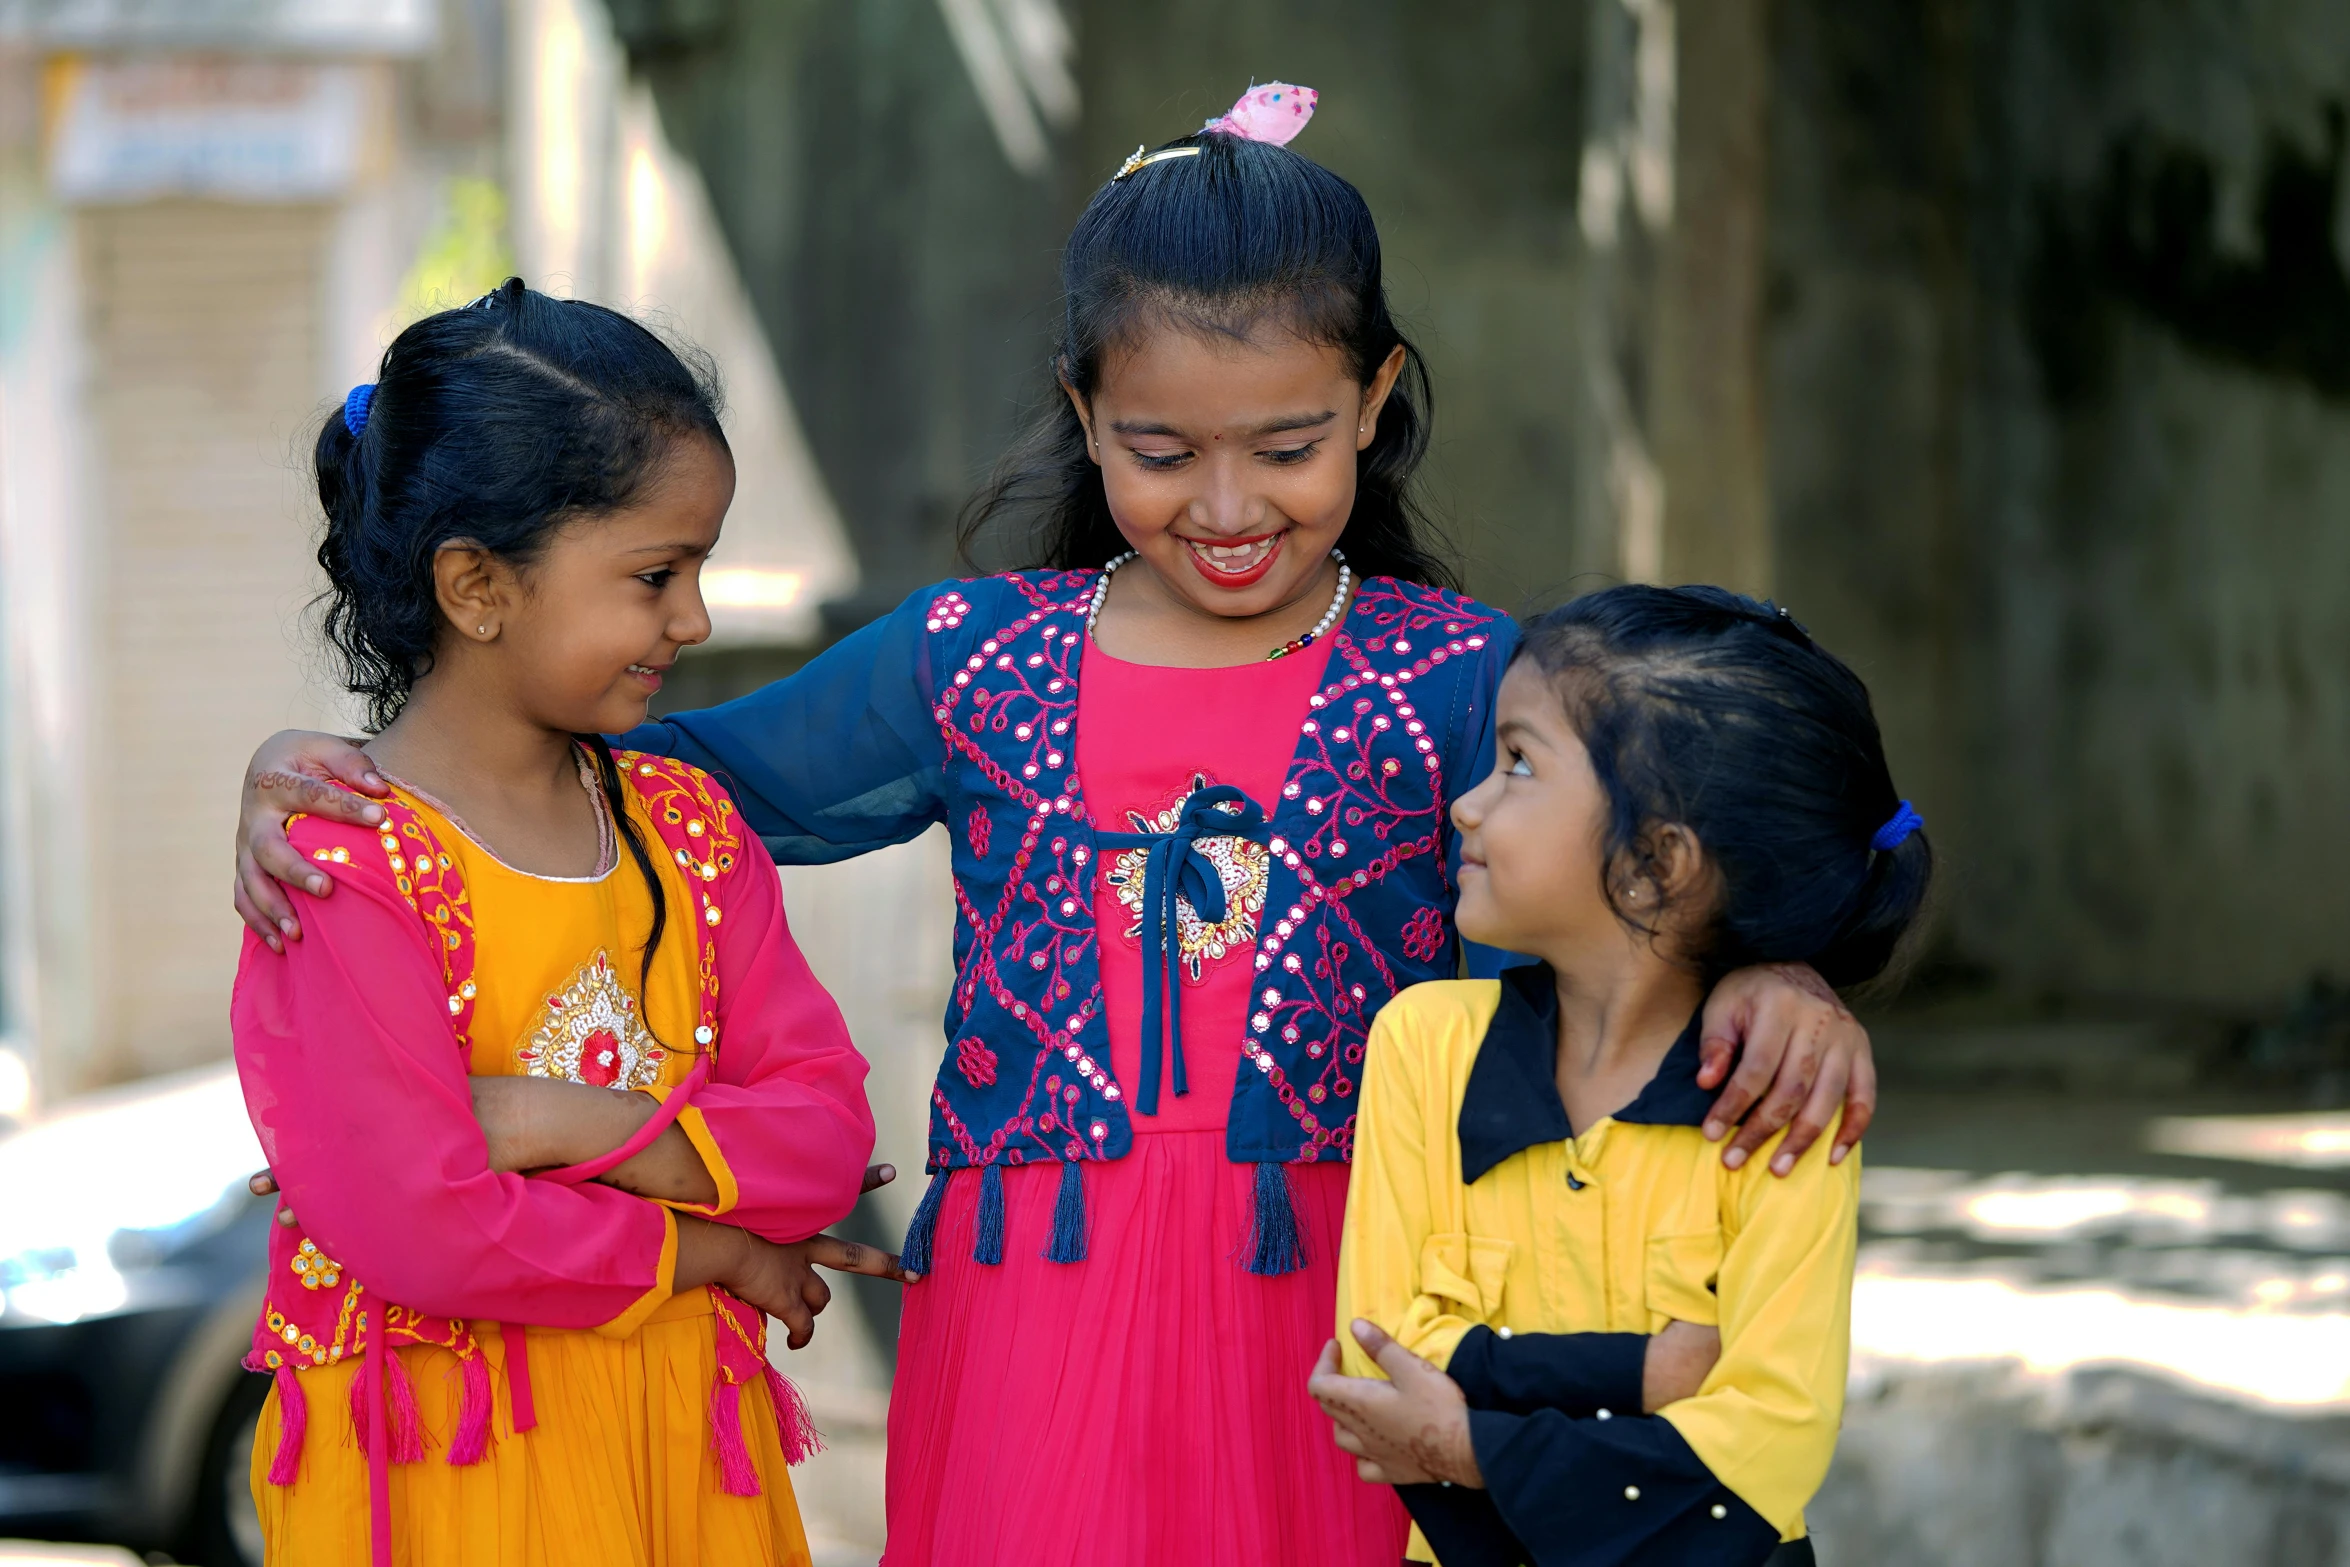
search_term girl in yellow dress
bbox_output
[232,280,893,1566]
[1315,586,1934,1566]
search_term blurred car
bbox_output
[0,1064,272,1566]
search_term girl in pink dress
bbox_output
[232,87,1880,1567]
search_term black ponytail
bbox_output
[958,127,1456,588]
[584,734,670,1007]
[314,277,725,1028]
[1516,585,1935,991]
[1815,827,1934,990]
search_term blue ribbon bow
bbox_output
[1092,784,1270,1115]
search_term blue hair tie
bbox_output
[342,383,376,438]
[1871,800,1924,852]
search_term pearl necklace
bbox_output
[1084,548,1352,661]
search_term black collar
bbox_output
[1456,962,1714,1184]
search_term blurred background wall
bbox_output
[0,0,856,1105]
[6,0,2343,1105]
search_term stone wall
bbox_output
[1769,0,2350,1009]
[1815,1362,2350,1566]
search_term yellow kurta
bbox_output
[1337,975,1859,1559]
[249,778,811,1567]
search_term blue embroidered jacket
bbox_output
[623,571,1517,1261]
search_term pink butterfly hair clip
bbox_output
[1113,82,1319,180]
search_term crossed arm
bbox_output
[240,812,908,1352]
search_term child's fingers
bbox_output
[1831,1048,1877,1165]
[257,769,388,828]
[1349,1317,1396,1356]
[1694,1031,1736,1093]
[1698,1027,1777,1146]
[801,1271,833,1316]
[1363,1323,1441,1387]
[1308,1372,1383,1427]
[250,1169,299,1226]
[1355,1459,1391,1485]
[233,878,287,950]
[251,828,334,905]
[1720,1012,1827,1170]
[861,1163,897,1193]
[1768,1049,1850,1176]
[314,745,392,796]
[1695,984,1755,1093]
[805,1232,909,1283]
[239,847,309,935]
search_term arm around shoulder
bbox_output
[613,581,970,861]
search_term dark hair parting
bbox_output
[312,276,725,1025]
[1515,585,1934,990]
[958,128,1456,588]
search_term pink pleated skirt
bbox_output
[883,1129,1409,1566]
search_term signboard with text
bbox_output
[47,57,367,204]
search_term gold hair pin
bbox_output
[1113,144,1201,181]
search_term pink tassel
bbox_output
[349,1362,369,1451]
[709,1377,762,1497]
[385,1347,426,1463]
[446,1351,492,1466]
[762,1364,824,1466]
[266,1364,307,1485]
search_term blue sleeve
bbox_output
[1447,1325,1648,1419]
[1443,614,1534,980]
[616,584,952,864]
[1463,1408,1781,1567]
[1396,1482,1524,1567]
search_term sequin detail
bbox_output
[518,950,669,1089]
[1104,773,1270,982]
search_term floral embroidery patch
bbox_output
[1104,773,1270,984]
[517,950,669,1089]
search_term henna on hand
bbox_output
[1307,1323,1485,1489]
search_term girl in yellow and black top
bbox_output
[1312,585,1933,1567]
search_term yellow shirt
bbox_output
[1337,966,1858,1562]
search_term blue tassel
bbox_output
[1044,1160,1087,1263]
[1246,1161,1306,1276]
[902,1166,947,1277]
[973,1162,1006,1265]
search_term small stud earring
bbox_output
[477,625,490,636]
